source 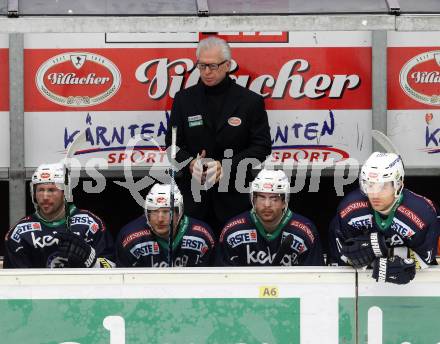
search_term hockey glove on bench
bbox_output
[272,235,294,266]
[372,256,416,285]
[341,232,388,268]
[56,231,97,268]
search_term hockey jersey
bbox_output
[116,215,215,267]
[328,188,439,266]
[4,205,114,268]
[219,209,324,266]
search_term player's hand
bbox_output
[340,232,388,268]
[372,256,416,285]
[56,231,97,268]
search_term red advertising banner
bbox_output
[25,47,371,112]
[24,32,372,167]
[0,48,9,111]
[388,47,440,110]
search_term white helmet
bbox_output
[250,169,290,209]
[359,152,404,197]
[30,162,68,209]
[144,183,184,223]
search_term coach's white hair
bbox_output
[196,36,231,61]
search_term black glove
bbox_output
[372,256,416,285]
[340,232,388,268]
[56,231,97,268]
[272,235,294,266]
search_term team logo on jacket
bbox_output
[228,117,242,127]
[122,229,150,247]
[390,218,415,239]
[35,52,121,107]
[192,225,215,245]
[246,246,274,264]
[31,232,59,248]
[399,50,440,106]
[11,222,42,243]
[290,220,315,243]
[227,229,257,248]
[348,215,373,230]
[70,214,99,234]
[340,201,369,219]
[181,236,208,254]
[222,218,246,232]
[47,254,69,268]
[282,232,307,253]
[397,205,425,229]
[130,241,160,259]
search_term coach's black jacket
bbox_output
[165,77,271,233]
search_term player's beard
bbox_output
[258,210,283,233]
[38,201,66,222]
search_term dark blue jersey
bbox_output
[328,188,439,266]
[219,209,324,266]
[115,215,215,267]
[4,205,114,268]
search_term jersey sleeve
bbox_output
[3,227,33,268]
[298,236,325,266]
[196,243,215,266]
[437,215,440,258]
[408,215,439,266]
[83,212,115,268]
[93,231,115,267]
[4,240,32,268]
[196,229,216,267]
[295,222,325,266]
[394,196,439,267]
[217,229,241,266]
[218,242,241,266]
[114,231,138,267]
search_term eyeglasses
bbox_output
[196,60,228,71]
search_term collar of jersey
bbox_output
[373,193,403,232]
[34,204,76,228]
[250,209,293,241]
[156,215,189,251]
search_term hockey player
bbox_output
[4,163,114,268]
[219,169,324,266]
[328,152,439,284]
[115,183,215,267]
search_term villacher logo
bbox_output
[399,50,440,106]
[35,52,121,107]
